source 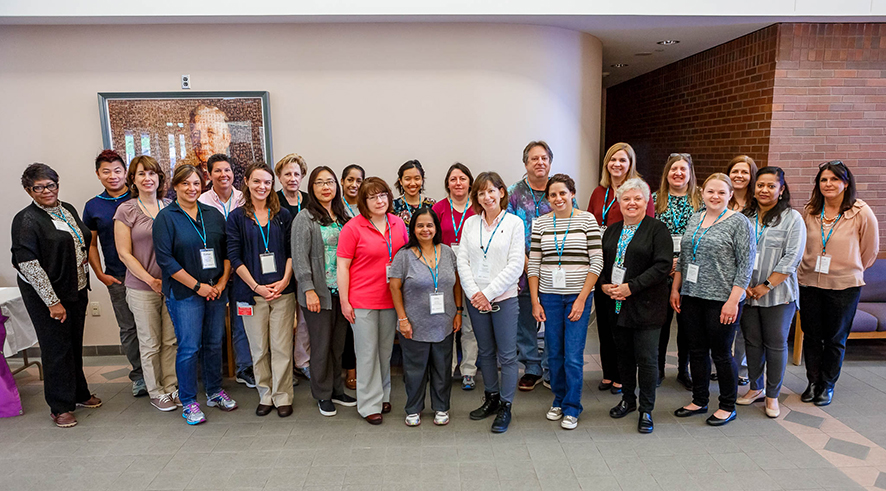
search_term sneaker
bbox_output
[434,411,450,426]
[206,390,238,411]
[331,393,357,407]
[236,368,256,388]
[171,389,183,407]
[151,393,177,412]
[182,403,206,425]
[405,413,421,427]
[543,379,551,390]
[462,375,476,391]
[518,374,542,391]
[546,406,563,421]
[132,379,148,397]
[318,400,337,417]
[561,415,578,430]
[295,366,311,380]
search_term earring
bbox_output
[778,195,783,200]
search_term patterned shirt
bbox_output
[527,211,603,294]
[393,196,436,225]
[320,222,341,290]
[653,193,699,236]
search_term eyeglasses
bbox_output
[30,182,59,193]
[367,193,389,202]
[313,180,337,188]
[478,303,501,314]
[670,153,693,164]
[819,160,846,169]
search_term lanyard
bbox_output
[47,209,84,246]
[449,198,469,241]
[820,210,842,254]
[754,213,767,244]
[419,245,440,293]
[690,209,727,262]
[552,209,574,266]
[342,197,356,217]
[601,187,616,226]
[480,211,506,258]
[138,197,163,220]
[405,195,423,215]
[371,215,393,263]
[524,179,545,218]
[297,193,302,213]
[616,223,638,267]
[95,190,130,201]
[217,191,234,219]
[178,201,208,248]
[255,209,271,253]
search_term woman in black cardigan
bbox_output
[599,178,672,434]
[11,163,102,428]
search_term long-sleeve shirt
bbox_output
[457,210,525,303]
[226,207,294,305]
[527,211,603,294]
[676,211,755,302]
[746,208,806,308]
[797,199,879,290]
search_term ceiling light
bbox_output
[657,40,680,45]
[610,63,628,68]
[634,52,652,56]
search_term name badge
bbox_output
[686,263,700,283]
[200,248,217,270]
[599,224,607,234]
[476,259,492,281]
[672,235,682,254]
[260,252,277,275]
[451,243,459,256]
[385,263,391,283]
[611,265,626,285]
[429,292,445,314]
[552,268,567,289]
[53,220,72,233]
[753,252,760,271]
[236,302,253,316]
[815,255,831,274]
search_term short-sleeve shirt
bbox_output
[432,199,475,246]
[389,245,458,343]
[337,213,408,310]
[82,190,132,277]
[113,198,171,291]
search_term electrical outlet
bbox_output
[90,302,101,317]
[181,74,191,90]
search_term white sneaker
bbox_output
[546,407,563,421]
[434,411,450,426]
[561,415,578,430]
[206,390,238,411]
[405,413,421,426]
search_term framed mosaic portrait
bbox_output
[97,91,273,195]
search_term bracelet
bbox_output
[398,317,409,323]
[456,307,464,312]
[252,284,259,292]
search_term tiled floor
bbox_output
[4,328,886,491]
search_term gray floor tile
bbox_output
[783,411,825,429]
[875,471,886,490]
[822,437,871,460]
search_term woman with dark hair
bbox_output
[393,160,436,223]
[293,166,357,417]
[12,163,101,427]
[431,163,478,390]
[797,161,879,406]
[154,164,236,425]
[390,208,462,426]
[458,172,524,433]
[528,173,603,430]
[737,166,805,418]
[228,162,295,417]
[339,164,364,389]
[337,177,408,424]
[114,156,178,412]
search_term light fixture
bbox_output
[657,40,680,45]
[610,63,628,68]
[634,52,652,57]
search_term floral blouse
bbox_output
[393,196,436,225]
[653,193,698,236]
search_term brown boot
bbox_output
[51,412,77,428]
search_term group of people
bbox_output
[11,140,878,434]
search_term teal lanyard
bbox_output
[343,197,356,217]
[820,210,842,254]
[524,179,545,218]
[178,201,207,248]
[754,213,767,245]
[297,194,301,213]
[405,195,423,216]
[138,197,162,220]
[255,209,271,253]
[449,198,469,241]
[95,190,130,201]
[601,187,616,226]
[371,215,393,262]
[552,209,574,267]
[480,212,506,258]
[690,209,727,262]
[419,245,440,293]
[47,209,83,246]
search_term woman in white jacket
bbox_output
[458,171,525,434]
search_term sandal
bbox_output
[346,370,357,390]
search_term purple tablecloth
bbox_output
[0,314,23,417]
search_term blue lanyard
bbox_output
[419,245,439,293]
[480,211,506,258]
[524,179,545,218]
[552,209,574,266]
[178,201,208,248]
[820,210,842,254]
[218,191,234,219]
[138,197,162,220]
[370,215,393,263]
[95,190,130,201]
[342,197,356,217]
[754,213,767,244]
[297,194,301,214]
[601,187,616,226]
[449,198,469,242]
[690,209,727,262]
[255,209,271,253]
[48,209,84,246]
[405,195,423,215]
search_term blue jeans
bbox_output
[166,291,226,406]
[228,287,252,373]
[467,297,519,404]
[517,293,545,378]
[541,293,592,418]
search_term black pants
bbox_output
[20,282,91,415]
[799,285,862,390]
[302,295,349,400]
[342,322,356,371]
[681,296,742,412]
[593,289,621,384]
[613,327,660,413]
[401,333,453,414]
[658,303,690,377]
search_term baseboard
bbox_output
[9,345,125,358]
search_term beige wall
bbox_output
[0,22,602,345]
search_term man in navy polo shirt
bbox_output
[83,150,146,397]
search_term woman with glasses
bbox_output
[337,177,408,425]
[12,164,101,427]
[652,153,702,389]
[737,167,805,418]
[339,164,364,390]
[393,160,436,224]
[528,174,603,430]
[293,166,357,417]
[797,160,879,406]
[458,172,525,433]
[390,207,462,427]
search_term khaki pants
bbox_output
[352,308,397,417]
[126,288,177,398]
[243,293,296,406]
[293,302,311,368]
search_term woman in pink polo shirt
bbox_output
[337,177,408,425]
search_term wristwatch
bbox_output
[193,281,201,293]
[763,280,774,290]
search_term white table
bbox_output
[0,287,42,379]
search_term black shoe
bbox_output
[331,393,357,407]
[813,387,834,406]
[710,372,718,381]
[638,412,654,434]
[609,400,637,419]
[518,374,542,391]
[318,399,337,417]
[657,375,663,388]
[470,392,501,420]
[738,377,750,386]
[801,382,820,403]
[598,380,613,391]
[491,401,512,433]
[706,411,737,426]
[236,367,256,388]
[255,404,274,416]
[674,405,708,417]
[676,373,693,391]
[610,385,623,395]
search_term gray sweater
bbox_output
[292,209,342,310]
[677,211,755,302]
